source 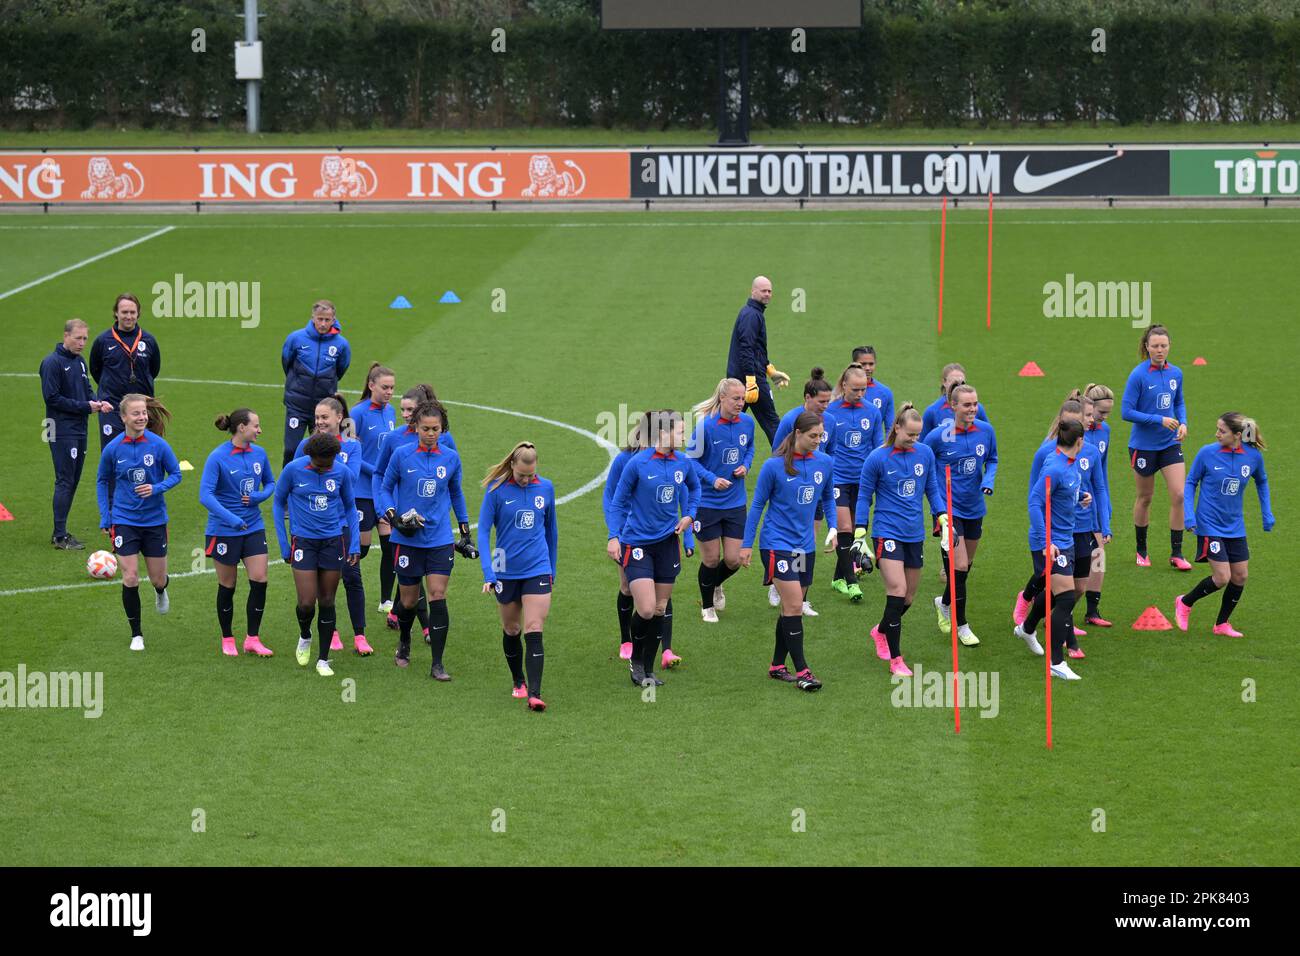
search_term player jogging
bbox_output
[851,346,895,436]
[1080,383,1116,628]
[199,408,275,658]
[923,383,997,647]
[350,363,396,617]
[1122,324,1190,570]
[824,363,884,603]
[1174,413,1273,637]
[603,418,646,661]
[478,442,557,711]
[921,363,990,438]
[96,394,180,652]
[740,410,835,691]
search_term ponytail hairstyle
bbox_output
[360,362,395,403]
[803,366,832,399]
[623,412,647,454]
[833,362,866,399]
[774,410,822,475]
[642,409,683,451]
[1138,324,1170,360]
[403,382,436,404]
[482,442,538,490]
[851,345,876,365]
[946,378,976,404]
[413,398,449,435]
[120,392,171,437]
[1220,411,1268,451]
[315,392,351,437]
[1046,392,1086,440]
[940,362,966,395]
[1083,382,1114,404]
[949,383,977,408]
[692,377,745,419]
[304,431,341,463]
[885,403,923,446]
[1056,418,1085,449]
[215,407,255,434]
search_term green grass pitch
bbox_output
[0,207,1295,865]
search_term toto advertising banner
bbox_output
[0,150,631,203]
[1170,148,1300,197]
[631,148,1169,198]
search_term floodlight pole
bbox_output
[243,0,260,133]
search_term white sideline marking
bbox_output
[0,373,618,597]
[0,226,174,302]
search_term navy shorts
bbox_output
[394,543,455,584]
[621,535,680,584]
[694,506,746,542]
[832,483,858,511]
[1196,534,1249,564]
[1031,545,1076,579]
[111,523,168,558]
[875,536,923,568]
[493,574,554,604]
[952,515,984,542]
[760,549,815,588]
[291,534,346,572]
[206,530,268,566]
[1072,531,1100,578]
[1129,445,1184,477]
[356,497,377,533]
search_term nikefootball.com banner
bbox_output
[0,150,631,203]
[632,148,1170,199]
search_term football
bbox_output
[87,549,118,580]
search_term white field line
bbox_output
[0,226,174,302]
[0,373,618,597]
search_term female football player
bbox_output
[823,363,884,603]
[1080,383,1115,627]
[350,363,396,612]
[604,417,646,661]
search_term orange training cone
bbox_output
[1018,361,1044,377]
[1193,356,1207,366]
[0,502,12,521]
[1133,605,1173,630]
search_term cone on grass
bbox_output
[1133,605,1173,631]
[1192,356,1207,366]
[1018,361,1044,377]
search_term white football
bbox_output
[87,550,118,580]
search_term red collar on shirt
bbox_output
[1054,448,1076,465]
[792,451,814,460]
[842,401,863,409]
[230,443,251,454]
[416,444,441,454]
[651,450,676,460]
[122,433,147,444]
[889,446,914,455]
[1219,445,1245,454]
[1087,422,1102,431]
[953,424,977,434]
[719,416,740,424]
[509,476,541,486]
[1148,362,1165,371]
[403,426,416,435]
[369,402,383,411]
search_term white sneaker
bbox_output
[155,588,169,614]
[129,635,144,651]
[768,584,780,607]
[296,637,312,666]
[801,601,818,617]
[1014,624,1044,656]
[934,594,950,625]
[316,658,335,677]
[701,607,719,624]
[1050,661,1082,680]
[713,585,726,611]
[957,623,980,646]
[377,599,394,614]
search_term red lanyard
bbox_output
[110,326,143,380]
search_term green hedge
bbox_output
[1,12,1297,131]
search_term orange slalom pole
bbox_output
[946,465,959,733]
[1044,475,1053,750]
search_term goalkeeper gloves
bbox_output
[744,375,759,404]
[767,364,790,389]
[848,527,873,573]
[385,508,426,536]
[454,522,478,559]
[934,513,950,551]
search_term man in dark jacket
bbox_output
[88,293,161,450]
[40,319,113,549]
[280,299,351,465]
[726,275,789,447]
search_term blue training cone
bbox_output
[439,290,460,304]
[389,295,412,309]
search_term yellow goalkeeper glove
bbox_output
[744,375,759,404]
[767,364,790,389]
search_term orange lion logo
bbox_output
[313,156,378,198]
[522,155,586,198]
[81,156,144,199]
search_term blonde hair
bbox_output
[885,403,923,446]
[940,363,966,394]
[311,299,336,317]
[482,442,538,490]
[63,318,88,334]
[832,362,867,399]
[1083,382,1114,403]
[120,393,172,437]
[692,378,745,419]
[1046,391,1085,440]
[949,383,977,406]
[1221,412,1267,451]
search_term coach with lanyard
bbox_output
[727,275,790,447]
[89,293,161,451]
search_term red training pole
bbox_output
[938,196,948,336]
[1044,475,1053,750]
[946,465,959,733]
[986,190,993,330]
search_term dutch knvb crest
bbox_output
[143,454,155,466]
[776,560,789,573]
[914,463,924,476]
[631,548,644,560]
[1210,540,1221,555]
[814,471,823,484]
[398,555,409,568]
[253,462,262,474]
[216,543,228,556]
[436,466,447,479]
[325,478,337,492]
[976,444,986,456]
[673,470,684,483]
[884,539,896,552]
[535,495,545,509]
[294,548,304,561]
[1056,553,1068,567]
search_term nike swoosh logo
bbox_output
[505,499,517,504]
[1013,154,1120,193]
[62,365,71,371]
[367,424,376,430]
[786,476,797,481]
[229,469,238,474]
[1148,385,1157,389]
[406,468,416,473]
[106,346,117,352]
[672,564,679,569]
[712,440,722,445]
[531,652,543,657]
[296,483,307,487]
